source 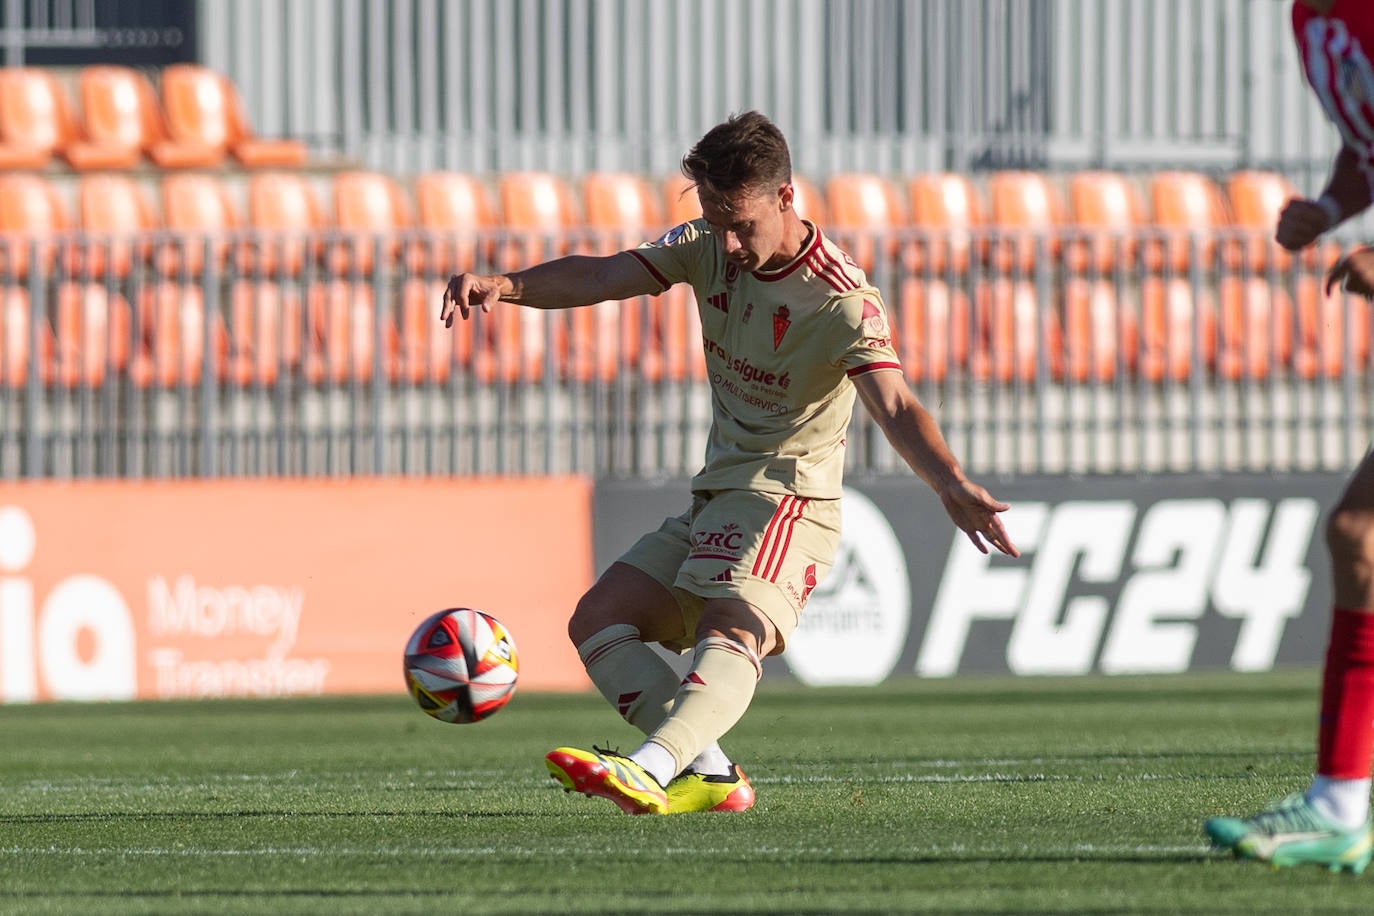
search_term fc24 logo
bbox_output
[917,498,1320,677]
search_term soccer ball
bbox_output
[403,608,519,723]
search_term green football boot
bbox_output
[1205,792,1372,874]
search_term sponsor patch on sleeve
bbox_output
[651,223,690,247]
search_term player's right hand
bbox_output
[1326,246,1374,300]
[1275,198,1332,251]
[440,272,510,327]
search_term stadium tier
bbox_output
[0,163,1362,388]
[0,64,1370,479]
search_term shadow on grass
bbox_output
[0,809,566,824]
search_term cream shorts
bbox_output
[618,489,841,654]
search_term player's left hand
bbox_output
[936,479,1019,558]
[1326,245,1374,300]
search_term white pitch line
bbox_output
[756,772,1238,784]
[0,843,1213,859]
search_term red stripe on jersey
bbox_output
[627,250,672,292]
[752,496,808,582]
[1294,11,1374,158]
[819,247,863,289]
[846,361,903,377]
[807,250,860,293]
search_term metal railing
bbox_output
[205,0,1339,189]
[1,223,1370,481]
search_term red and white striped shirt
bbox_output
[1293,0,1374,170]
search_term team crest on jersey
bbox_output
[772,305,791,349]
[741,301,754,324]
[861,298,890,346]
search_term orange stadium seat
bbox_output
[413,171,497,275]
[227,280,303,386]
[158,173,242,278]
[647,284,706,383]
[330,170,419,277]
[1215,276,1293,381]
[304,280,397,385]
[896,279,971,382]
[1,286,51,387]
[971,279,1062,382]
[0,286,26,386]
[132,282,229,387]
[1139,277,1218,382]
[65,65,163,170]
[156,64,307,169]
[497,171,581,267]
[908,172,986,277]
[1148,171,1234,275]
[1066,171,1146,275]
[0,173,68,281]
[1069,173,1149,328]
[246,172,326,277]
[397,278,458,385]
[1226,170,1340,275]
[825,173,905,274]
[1062,278,1138,382]
[0,68,76,170]
[491,172,579,380]
[663,173,701,225]
[1227,170,1294,274]
[790,176,827,227]
[987,171,1064,277]
[576,172,663,380]
[52,282,133,387]
[72,174,157,281]
[583,171,665,253]
[1293,278,1370,378]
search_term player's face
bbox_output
[699,183,796,272]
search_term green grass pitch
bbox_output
[0,670,1369,913]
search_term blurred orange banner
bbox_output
[0,477,593,702]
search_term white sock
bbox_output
[629,740,678,788]
[1306,775,1372,830]
[686,743,733,777]
[629,736,678,791]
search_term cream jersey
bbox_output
[627,219,902,498]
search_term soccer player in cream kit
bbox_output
[442,111,1018,815]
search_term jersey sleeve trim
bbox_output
[845,361,903,377]
[627,250,672,292]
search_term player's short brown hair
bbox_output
[681,110,792,205]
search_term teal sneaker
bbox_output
[1205,793,1373,874]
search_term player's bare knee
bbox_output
[567,591,615,647]
[695,601,776,659]
[1326,504,1374,595]
[1327,505,1374,565]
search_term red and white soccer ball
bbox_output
[403,608,519,724]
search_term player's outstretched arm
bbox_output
[440,251,661,327]
[1277,145,1373,251]
[853,370,1019,558]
